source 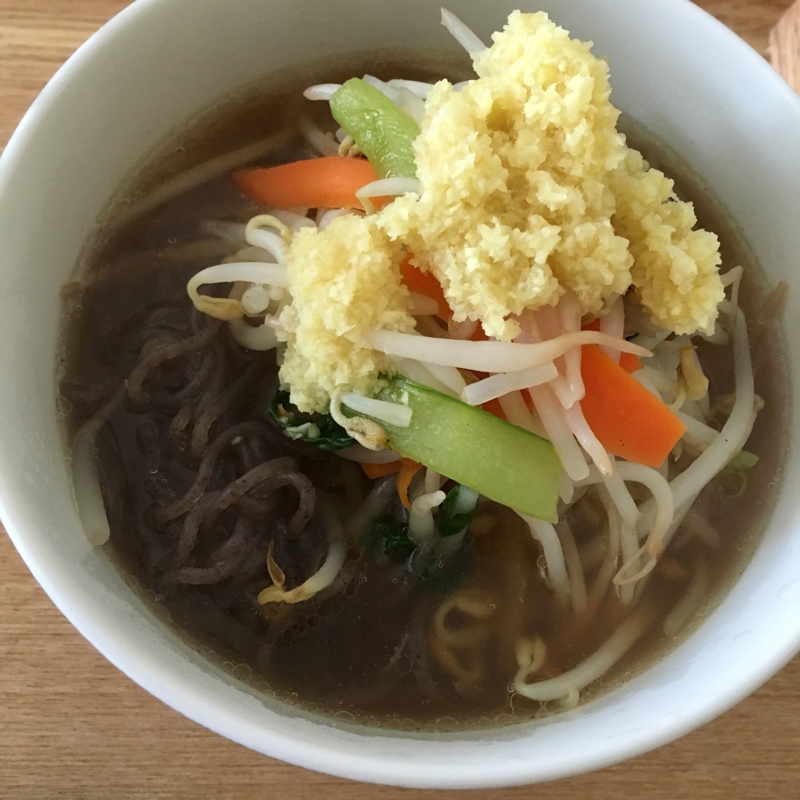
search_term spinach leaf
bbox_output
[364,514,416,562]
[437,484,479,537]
[268,388,355,451]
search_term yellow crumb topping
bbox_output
[610,150,724,334]
[277,213,415,412]
[381,11,635,339]
[279,10,724,410]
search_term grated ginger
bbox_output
[279,10,724,411]
[278,213,415,412]
[610,149,724,334]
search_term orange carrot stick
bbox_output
[360,460,404,480]
[399,256,452,322]
[233,157,378,210]
[619,352,643,373]
[397,458,423,510]
[580,344,686,468]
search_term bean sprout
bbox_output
[258,496,346,604]
[441,8,487,56]
[409,490,447,544]
[663,556,709,636]
[514,603,656,702]
[71,387,126,546]
[520,515,571,600]
[461,363,558,405]
[366,328,649,374]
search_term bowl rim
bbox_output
[1,0,799,789]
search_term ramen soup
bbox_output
[60,11,788,730]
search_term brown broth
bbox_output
[59,63,789,732]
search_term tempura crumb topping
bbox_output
[280,10,724,411]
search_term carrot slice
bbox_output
[233,157,378,210]
[619,352,643,373]
[399,256,452,322]
[580,344,686,468]
[396,458,423,510]
[360,460,404,480]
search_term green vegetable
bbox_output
[268,388,355,451]
[363,495,474,593]
[364,514,415,562]
[717,449,758,499]
[437,484,479,537]
[329,78,420,179]
[725,450,759,473]
[345,376,562,521]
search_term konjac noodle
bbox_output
[60,10,788,729]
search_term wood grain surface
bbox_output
[771,0,800,90]
[1,2,798,798]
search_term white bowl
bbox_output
[0,0,798,788]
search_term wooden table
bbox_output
[1,1,798,797]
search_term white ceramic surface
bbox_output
[0,0,798,788]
